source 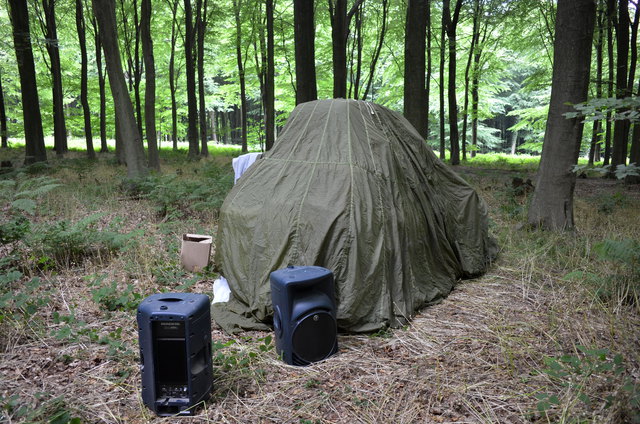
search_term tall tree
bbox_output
[361,0,389,100]
[93,0,148,178]
[184,0,200,158]
[76,0,95,159]
[443,0,463,165]
[118,0,143,138]
[294,0,317,104]
[461,0,481,161]
[438,22,446,160]
[167,0,180,150]
[141,0,160,169]
[589,0,606,165]
[37,0,68,155]
[233,0,248,152]
[265,0,275,150]
[610,0,631,171]
[328,0,363,98]
[196,0,209,157]
[89,14,109,153]
[8,0,47,164]
[403,0,428,139]
[0,70,7,148]
[527,0,596,230]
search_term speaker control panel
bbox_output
[158,384,188,398]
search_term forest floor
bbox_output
[0,148,639,423]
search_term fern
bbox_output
[594,239,640,271]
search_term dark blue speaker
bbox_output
[137,293,213,416]
[270,266,338,366]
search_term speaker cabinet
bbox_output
[270,266,338,366]
[137,293,213,416]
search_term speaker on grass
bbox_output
[137,293,213,416]
[270,266,338,366]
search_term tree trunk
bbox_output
[611,0,630,170]
[589,1,605,165]
[294,0,317,104]
[265,0,275,150]
[210,109,218,143]
[527,0,595,230]
[462,0,480,161]
[443,0,463,165]
[350,3,363,99]
[89,16,108,153]
[168,0,179,151]
[404,0,428,139]
[197,0,209,157]
[184,0,199,158]
[439,23,446,160]
[328,0,363,99]
[93,0,147,178]
[0,70,8,148]
[233,0,248,152]
[41,0,68,156]
[604,3,614,165]
[141,0,159,169]
[76,0,95,159]
[9,0,47,164]
[362,0,389,101]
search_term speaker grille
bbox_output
[292,311,336,364]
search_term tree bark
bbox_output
[93,0,148,178]
[462,0,480,161]
[589,0,605,165]
[233,0,248,152]
[141,0,160,169]
[443,0,463,165]
[197,0,209,157]
[265,0,275,150]
[611,0,630,170]
[41,0,68,156]
[0,70,8,148]
[76,0,95,159]
[89,15,108,153]
[294,0,318,104]
[167,0,179,150]
[8,0,47,164]
[439,23,446,160]
[604,1,614,165]
[184,0,200,158]
[527,0,595,230]
[404,0,428,139]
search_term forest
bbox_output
[0,0,640,422]
[0,0,637,168]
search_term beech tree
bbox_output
[184,0,199,158]
[327,0,363,99]
[8,0,47,164]
[403,0,428,139]
[76,0,95,159]
[0,70,7,148]
[92,0,148,178]
[141,0,160,169]
[527,0,596,230]
[36,0,68,155]
[443,0,463,165]
[294,0,317,104]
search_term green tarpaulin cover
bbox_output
[213,99,497,333]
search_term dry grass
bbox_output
[1,152,639,423]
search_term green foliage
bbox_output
[564,238,639,307]
[26,213,141,269]
[212,335,273,382]
[127,162,233,220]
[0,269,50,323]
[0,394,81,424]
[534,346,639,422]
[90,275,144,312]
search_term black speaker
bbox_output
[137,293,213,416]
[270,266,338,366]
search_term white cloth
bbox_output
[212,276,231,304]
[232,152,262,184]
